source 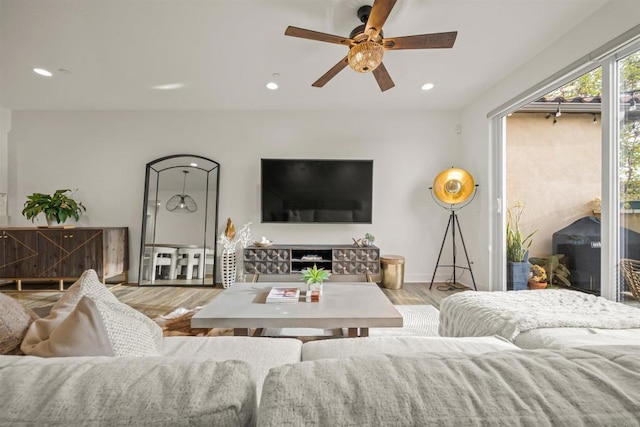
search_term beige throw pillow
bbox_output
[40,295,162,357]
[21,269,163,357]
[0,293,38,355]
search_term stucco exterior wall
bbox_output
[506,112,601,257]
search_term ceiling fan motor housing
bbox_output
[349,24,383,41]
[357,5,372,23]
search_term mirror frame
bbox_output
[138,154,220,287]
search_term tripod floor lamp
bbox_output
[429,167,478,291]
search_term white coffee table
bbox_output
[191,282,403,337]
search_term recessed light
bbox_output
[33,68,53,77]
[421,83,434,91]
[267,72,280,90]
[190,163,198,167]
[152,83,185,90]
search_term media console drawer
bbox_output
[243,244,379,276]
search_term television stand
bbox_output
[243,244,379,282]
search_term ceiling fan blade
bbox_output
[383,31,458,50]
[372,63,395,92]
[312,56,349,88]
[285,26,352,46]
[365,0,398,40]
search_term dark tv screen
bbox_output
[261,159,373,223]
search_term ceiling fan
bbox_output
[284,0,457,92]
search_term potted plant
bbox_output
[528,264,548,289]
[506,203,536,290]
[22,189,86,226]
[301,263,331,295]
[364,233,376,246]
[529,254,571,287]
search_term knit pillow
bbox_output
[0,293,38,355]
[32,295,162,357]
[22,269,163,357]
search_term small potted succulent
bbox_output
[528,264,548,290]
[364,233,376,247]
[301,263,331,295]
[22,189,86,226]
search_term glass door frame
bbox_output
[489,34,640,300]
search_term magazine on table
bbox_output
[266,287,300,304]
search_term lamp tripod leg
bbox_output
[454,214,477,291]
[429,212,454,290]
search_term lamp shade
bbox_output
[432,168,475,205]
[348,41,384,73]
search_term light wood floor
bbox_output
[3,282,469,318]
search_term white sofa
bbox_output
[3,273,640,426]
[0,334,520,427]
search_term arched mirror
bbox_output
[139,154,220,286]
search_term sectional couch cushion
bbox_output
[301,336,518,361]
[0,293,38,355]
[162,336,302,401]
[21,269,163,357]
[0,355,256,427]
[259,345,640,426]
[513,327,640,349]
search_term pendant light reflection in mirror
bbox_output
[166,170,197,213]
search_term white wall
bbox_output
[460,0,640,290]
[0,108,10,225]
[8,110,462,283]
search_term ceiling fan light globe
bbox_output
[348,41,384,73]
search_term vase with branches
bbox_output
[218,218,252,288]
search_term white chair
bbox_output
[144,247,178,283]
[177,247,215,280]
[177,248,202,280]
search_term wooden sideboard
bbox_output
[243,244,380,280]
[0,227,129,291]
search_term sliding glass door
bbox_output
[617,48,640,304]
[492,35,640,303]
[505,69,602,295]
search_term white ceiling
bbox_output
[0,0,609,112]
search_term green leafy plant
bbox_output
[301,263,331,284]
[364,233,375,242]
[22,189,86,224]
[506,203,536,262]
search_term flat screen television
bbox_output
[261,159,373,223]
